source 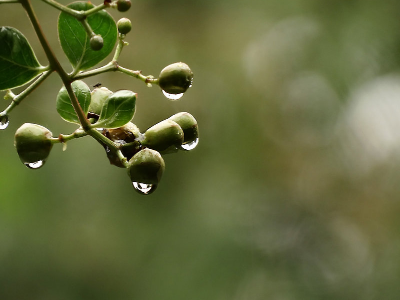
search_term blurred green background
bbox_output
[2,0,400,299]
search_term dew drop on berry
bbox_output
[24,160,44,169]
[181,137,199,151]
[162,90,184,101]
[0,115,9,130]
[132,182,157,195]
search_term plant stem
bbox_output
[72,36,159,86]
[21,0,91,130]
[118,66,159,85]
[112,35,126,62]
[20,0,121,157]
[116,150,129,167]
[72,62,118,80]
[84,3,108,16]
[73,64,159,86]
[51,128,87,143]
[41,0,110,20]
[41,0,83,19]
[80,18,95,37]
[1,69,53,116]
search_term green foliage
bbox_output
[56,80,91,124]
[58,2,117,71]
[0,26,45,90]
[94,90,136,129]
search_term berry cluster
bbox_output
[1,0,198,195]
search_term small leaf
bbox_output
[94,90,136,129]
[0,26,46,91]
[56,80,91,124]
[58,2,117,71]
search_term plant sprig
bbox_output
[1,0,197,195]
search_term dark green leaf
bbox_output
[94,90,136,129]
[0,26,46,91]
[56,80,91,124]
[58,2,117,71]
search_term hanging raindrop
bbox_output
[132,182,157,195]
[24,160,44,169]
[0,115,9,130]
[181,138,199,151]
[162,90,184,101]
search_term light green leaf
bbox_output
[56,80,91,124]
[58,2,117,71]
[0,26,46,91]
[94,90,136,129]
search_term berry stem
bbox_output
[80,18,96,37]
[50,128,87,144]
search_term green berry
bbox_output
[127,148,165,185]
[168,112,198,144]
[14,123,53,164]
[117,0,131,12]
[90,35,103,51]
[117,18,132,35]
[158,62,193,94]
[90,87,113,115]
[142,119,184,153]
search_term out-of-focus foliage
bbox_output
[1,0,400,299]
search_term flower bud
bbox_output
[142,119,184,153]
[117,0,131,12]
[90,87,113,115]
[127,148,165,185]
[90,35,104,51]
[14,123,53,164]
[158,62,193,94]
[168,112,199,144]
[117,18,132,35]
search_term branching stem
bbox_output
[20,0,121,157]
[72,35,159,86]
[40,0,111,20]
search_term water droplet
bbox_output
[162,90,184,101]
[0,115,9,130]
[189,78,194,88]
[132,182,157,195]
[24,160,44,169]
[181,137,199,151]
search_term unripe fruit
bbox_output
[117,0,131,12]
[90,35,104,51]
[117,18,132,35]
[168,112,199,144]
[142,119,184,153]
[14,123,53,164]
[127,148,165,185]
[158,62,193,94]
[90,87,113,115]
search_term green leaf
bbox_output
[58,2,117,71]
[0,26,46,91]
[56,80,91,124]
[94,90,136,129]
